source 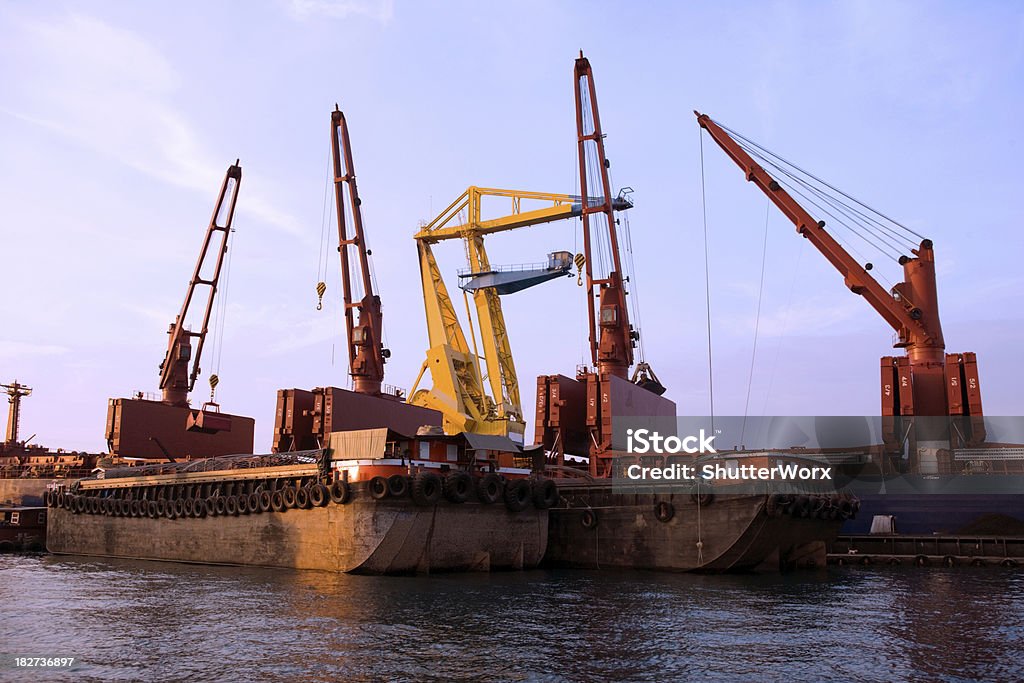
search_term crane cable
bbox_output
[740,203,770,447]
[209,221,236,402]
[699,130,715,428]
[316,148,332,310]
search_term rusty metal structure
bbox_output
[273,107,441,453]
[2,381,32,446]
[535,53,674,477]
[106,162,255,458]
[695,112,983,446]
[329,106,389,396]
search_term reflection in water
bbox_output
[1,555,1021,682]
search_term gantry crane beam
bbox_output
[411,187,624,441]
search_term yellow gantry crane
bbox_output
[408,186,631,443]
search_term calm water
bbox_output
[1,554,1022,682]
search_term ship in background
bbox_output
[1,380,101,505]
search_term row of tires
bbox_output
[367,472,559,512]
[765,492,860,521]
[43,473,560,519]
[44,481,352,520]
[836,555,1019,568]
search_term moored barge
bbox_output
[46,429,555,574]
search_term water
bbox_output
[1,554,1022,682]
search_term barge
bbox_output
[45,428,554,574]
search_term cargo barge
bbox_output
[46,429,554,574]
[545,452,855,571]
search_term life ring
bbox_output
[581,509,598,529]
[271,491,287,513]
[412,472,443,506]
[329,480,351,504]
[477,473,503,505]
[533,479,559,509]
[443,472,472,504]
[504,479,532,512]
[654,501,675,523]
[368,477,388,501]
[387,475,409,499]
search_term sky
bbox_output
[1,0,1022,453]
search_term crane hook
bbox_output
[574,253,586,286]
[316,281,327,310]
[209,373,219,402]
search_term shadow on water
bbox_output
[1,554,1022,682]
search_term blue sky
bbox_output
[1,1,1022,452]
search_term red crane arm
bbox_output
[159,162,241,407]
[575,53,634,378]
[331,107,386,395]
[695,112,939,347]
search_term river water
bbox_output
[1,554,1021,682]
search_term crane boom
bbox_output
[331,106,387,395]
[575,53,635,378]
[695,111,983,424]
[158,162,241,407]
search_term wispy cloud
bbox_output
[0,341,69,360]
[0,12,303,236]
[282,0,394,23]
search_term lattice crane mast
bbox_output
[695,112,983,438]
[328,106,390,396]
[158,162,242,408]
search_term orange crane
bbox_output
[329,106,390,396]
[106,163,255,458]
[695,112,983,445]
[535,54,673,477]
[159,162,242,408]
[271,108,441,452]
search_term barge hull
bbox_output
[47,499,547,574]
